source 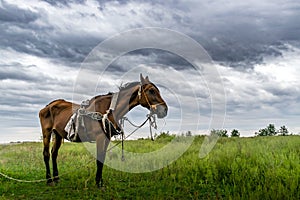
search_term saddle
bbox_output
[64,95,123,142]
[64,100,89,142]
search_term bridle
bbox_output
[138,83,166,111]
[106,83,166,159]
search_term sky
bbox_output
[0,0,300,142]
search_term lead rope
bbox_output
[148,114,157,141]
[0,116,149,183]
[121,131,125,161]
[120,117,125,161]
[0,157,95,183]
[106,115,150,152]
[0,115,150,183]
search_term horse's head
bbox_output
[138,74,168,118]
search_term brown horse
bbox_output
[39,74,168,187]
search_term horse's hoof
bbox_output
[47,181,55,186]
[53,176,60,183]
[96,184,105,191]
[96,179,104,189]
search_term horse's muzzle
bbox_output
[152,104,168,118]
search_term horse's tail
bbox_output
[39,99,66,132]
[39,103,54,139]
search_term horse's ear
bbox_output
[145,76,149,82]
[140,73,149,85]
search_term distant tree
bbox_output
[231,129,240,137]
[255,124,277,136]
[185,130,192,137]
[278,126,289,136]
[155,131,174,140]
[210,129,228,137]
[267,124,277,136]
[255,128,268,136]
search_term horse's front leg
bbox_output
[95,132,110,188]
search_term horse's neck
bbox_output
[113,85,140,120]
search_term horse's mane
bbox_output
[118,81,140,91]
[90,92,113,102]
[119,81,158,91]
[90,82,140,101]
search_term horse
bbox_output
[38,74,168,187]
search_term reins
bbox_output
[106,82,163,154]
[107,113,154,160]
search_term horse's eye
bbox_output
[149,89,156,95]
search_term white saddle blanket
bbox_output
[64,113,77,140]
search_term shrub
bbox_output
[210,129,228,137]
[255,124,277,136]
[231,129,240,137]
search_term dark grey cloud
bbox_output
[0,1,39,23]
[109,49,192,72]
[1,0,300,68]
[0,63,45,81]
[0,1,100,65]
[187,3,300,66]
[0,25,96,64]
[41,0,86,7]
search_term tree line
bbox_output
[143,124,295,140]
[210,124,292,137]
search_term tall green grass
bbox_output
[0,136,299,199]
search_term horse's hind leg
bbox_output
[51,130,62,183]
[43,130,52,185]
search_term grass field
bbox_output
[0,135,299,199]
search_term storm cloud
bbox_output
[0,0,300,142]
[1,0,299,65]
